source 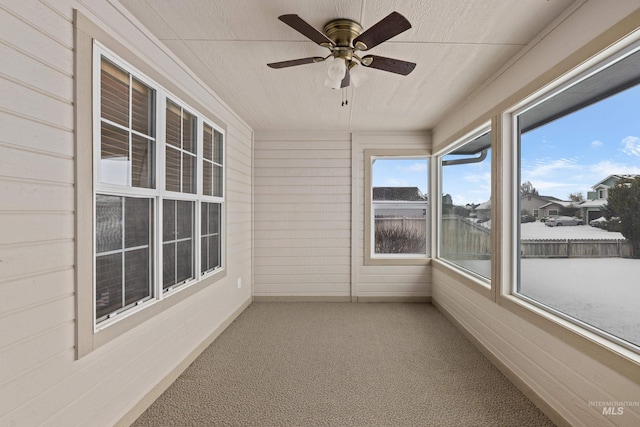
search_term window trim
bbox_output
[74,11,227,358]
[364,149,431,266]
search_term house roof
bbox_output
[476,200,491,210]
[538,200,571,209]
[592,174,639,189]
[373,187,426,201]
[579,199,608,208]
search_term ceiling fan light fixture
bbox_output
[327,56,347,80]
[324,76,343,90]
[349,63,369,87]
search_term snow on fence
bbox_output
[441,216,634,259]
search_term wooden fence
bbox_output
[441,216,491,259]
[441,215,635,259]
[520,239,634,258]
[375,217,427,235]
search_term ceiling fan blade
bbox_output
[341,67,350,88]
[362,55,416,76]
[267,57,324,69]
[354,12,411,51]
[278,14,335,47]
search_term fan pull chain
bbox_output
[341,87,349,107]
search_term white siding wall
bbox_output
[432,1,640,425]
[253,131,432,300]
[253,132,352,298]
[0,1,252,425]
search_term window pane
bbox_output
[96,195,122,253]
[440,132,492,279]
[163,242,175,289]
[131,77,154,136]
[124,248,150,306]
[372,158,429,256]
[163,200,194,289]
[131,134,154,188]
[163,199,175,241]
[517,49,640,348]
[166,101,181,148]
[208,235,220,270]
[124,197,150,248]
[176,240,193,282]
[100,58,129,127]
[177,200,193,239]
[183,111,196,154]
[203,124,213,161]
[100,122,129,186]
[201,202,221,273]
[374,207,427,254]
[182,153,196,194]
[203,162,213,196]
[165,146,181,192]
[213,130,223,164]
[212,165,223,197]
[208,203,220,234]
[96,253,123,319]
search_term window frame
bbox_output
[507,38,640,356]
[436,124,492,288]
[364,149,431,266]
[75,10,227,358]
[93,44,227,331]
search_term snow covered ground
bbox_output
[449,257,640,347]
[448,220,638,347]
[521,258,640,346]
[520,221,624,240]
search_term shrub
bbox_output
[375,225,426,254]
[607,177,640,257]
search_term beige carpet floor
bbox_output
[132,302,555,426]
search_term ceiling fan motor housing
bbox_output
[323,19,364,49]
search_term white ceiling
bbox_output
[119,0,577,132]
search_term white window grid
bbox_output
[93,42,226,330]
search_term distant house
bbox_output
[579,174,639,222]
[373,187,428,219]
[520,194,569,219]
[475,200,491,221]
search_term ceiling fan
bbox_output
[267,12,416,89]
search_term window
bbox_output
[366,154,429,264]
[95,195,152,322]
[93,45,225,327]
[533,209,539,218]
[201,123,224,274]
[515,42,640,352]
[548,209,558,217]
[439,129,491,280]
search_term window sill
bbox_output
[365,256,431,266]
